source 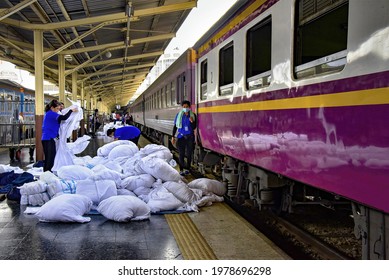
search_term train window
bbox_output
[170,81,175,106]
[219,42,234,96]
[246,17,272,90]
[183,74,188,101]
[166,84,171,107]
[200,60,208,100]
[294,0,348,79]
[176,73,185,104]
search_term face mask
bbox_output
[182,108,190,113]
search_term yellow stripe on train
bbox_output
[198,87,389,113]
[198,0,268,56]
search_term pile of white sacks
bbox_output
[20,140,226,223]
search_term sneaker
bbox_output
[184,169,190,175]
[179,170,185,176]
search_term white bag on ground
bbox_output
[188,178,227,196]
[57,165,94,181]
[163,181,199,203]
[139,144,173,161]
[91,164,122,186]
[146,186,184,213]
[76,178,117,206]
[139,157,181,182]
[35,194,92,223]
[108,144,139,161]
[120,174,155,190]
[97,195,151,222]
[122,153,146,175]
[117,189,137,197]
[97,140,133,157]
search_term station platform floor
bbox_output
[0,135,290,260]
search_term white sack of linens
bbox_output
[75,178,117,206]
[97,195,151,222]
[18,181,48,195]
[85,156,110,169]
[57,165,94,181]
[35,194,92,223]
[91,164,122,186]
[188,178,227,196]
[138,157,181,182]
[117,188,137,197]
[122,153,146,175]
[73,155,93,166]
[120,174,155,191]
[146,186,184,213]
[108,144,139,161]
[104,160,124,174]
[139,144,173,161]
[39,171,60,184]
[163,181,199,203]
[195,194,224,207]
[97,140,134,157]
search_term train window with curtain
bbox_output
[219,42,234,96]
[246,16,272,90]
[200,59,208,100]
[294,0,349,79]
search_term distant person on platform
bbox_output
[41,99,78,172]
[107,126,141,145]
[171,100,197,176]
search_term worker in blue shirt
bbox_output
[171,100,197,176]
[107,125,141,145]
[41,99,78,172]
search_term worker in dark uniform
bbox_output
[171,100,197,176]
[107,126,141,145]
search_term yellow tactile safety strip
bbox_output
[165,213,218,260]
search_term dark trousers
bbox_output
[42,139,56,172]
[130,135,140,145]
[177,134,194,171]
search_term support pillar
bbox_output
[71,71,78,141]
[79,82,85,136]
[58,54,66,106]
[34,30,44,162]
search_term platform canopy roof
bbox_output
[0,0,197,108]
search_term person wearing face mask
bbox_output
[171,100,197,176]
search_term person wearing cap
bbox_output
[107,125,141,145]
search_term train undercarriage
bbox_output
[142,126,389,259]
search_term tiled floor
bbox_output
[0,135,183,260]
[0,199,183,260]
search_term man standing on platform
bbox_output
[171,100,197,176]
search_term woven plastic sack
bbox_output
[188,178,227,196]
[57,165,94,181]
[35,194,92,223]
[97,195,150,222]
